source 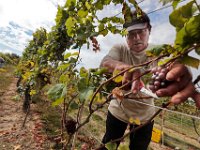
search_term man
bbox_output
[100,10,200,149]
[100,11,155,150]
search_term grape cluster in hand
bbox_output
[149,66,170,92]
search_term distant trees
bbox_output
[0,52,20,65]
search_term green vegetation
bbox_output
[13,0,200,149]
[0,65,16,92]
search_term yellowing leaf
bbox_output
[94,93,105,103]
[112,87,124,101]
[0,68,6,72]
[44,77,48,81]
[14,145,21,150]
[30,90,36,96]
[129,117,141,125]
[30,61,34,67]
[112,70,123,83]
[22,72,32,80]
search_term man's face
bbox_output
[126,27,150,53]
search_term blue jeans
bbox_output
[101,111,154,150]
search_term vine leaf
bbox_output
[195,47,200,55]
[112,70,123,83]
[65,0,76,7]
[146,44,171,57]
[122,2,132,24]
[129,117,141,125]
[47,83,66,101]
[78,9,88,18]
[158,58,171,66]
[79,88,94,102]
[85,2,91,10]
[180,55,200,69]
[175,15,200,49]
[172,0,182,10]
[169,1,194,31]
[52,97,64,106]
[105,142,117,150]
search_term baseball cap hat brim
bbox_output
[126,23,147,32]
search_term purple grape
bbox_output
[158,72,165,80]
[154,81,161,87]
[151,67,157,73]
[155,76,160,81]
[149,66,171,93]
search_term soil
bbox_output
[0,77,51,150]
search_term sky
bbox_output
[0,0,199,77]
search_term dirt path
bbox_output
[0,77,50,150]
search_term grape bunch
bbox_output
[149,66,171,92]
[65,119,77,135]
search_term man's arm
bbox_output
[101,56,143,93]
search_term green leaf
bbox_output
[95,1,103,10]
[185,15,200,39]
[79,88,94,102]
[72,52,79,56]
[64,53,72,60]
[180,55,200,69]
[57,63,70,71]
[100,29,108,36]
[172,0,181,9]
[195,47,200,55]
[59,74,70,83]
[67,28,75,37]
[146,44,170,56]
[69,101,79,109]
[78,78,87,91]
[158,58,171,66]
[78,9,88,18]
[105,142,117,150]
[98,23,104,32]
[103,0,112,5]
[169,1,194,30]
[122,2,132,24]
[85,2,91,10]
[80,67,88,78]
[65,0,76,7]
[65,17,76,29]
[52,97,64,106]
[94,68,108,75]
[47,84,66,100]
[175,15,200,49]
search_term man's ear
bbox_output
[148,26,151,33]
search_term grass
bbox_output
[29,85,200,149]
[0,65,15,90]
[0,65,16,102]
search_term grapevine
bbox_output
[16,0,200,149]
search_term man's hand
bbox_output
[114,63,132,85]
[155,63,200,108]
[114,64,144,93]
[131,69,144,94]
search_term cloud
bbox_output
[0,0,64,30]
[0,49,13,54]
[149,22,176,44]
